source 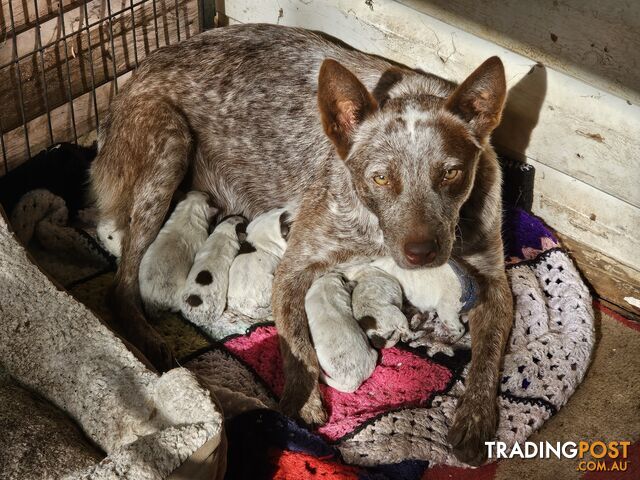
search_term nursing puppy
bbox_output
[97,218,123,258]
[307,259,473,391]
[227,208,290,318]
[344,263,408,349]
[138,191,212,316]
[91,24,512,464]
[180,215,247,325]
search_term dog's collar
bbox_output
[448,259,478,312]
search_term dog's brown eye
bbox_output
[373,175,389,186]
[442,169,461,182]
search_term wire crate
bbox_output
[0,0,215,176]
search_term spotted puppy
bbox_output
[180,215,247,326]
[305,271,378,393]
[97,218,123,258]
[138,191,214,317]
[306,259,475,391]
[227,208,290,318]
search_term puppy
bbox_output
[139,191,213,316]
[370,258,473,341]
[305,271,378,393]
[346,264,409,349]
[180,215,247,325]
[97,218,123,258]
[227,209,290,318]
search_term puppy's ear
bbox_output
[279,211,292,240]
[318,59,378,159]
[445,56,506,142]
[235,217,248,242]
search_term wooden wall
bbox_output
[223,0,640,275]
[1,0,638,278]
[0,0,200,172]
[397,0,640,105]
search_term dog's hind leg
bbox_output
[91,98,192,371]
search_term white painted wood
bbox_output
[396,0,640,106]
[528,159,640,272]
[224,0,640,270]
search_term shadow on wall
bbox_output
[493,63,547,211]
[493,62,548,163]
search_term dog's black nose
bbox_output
[404,239,438,266]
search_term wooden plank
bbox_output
[3,70,133,166]
[555,232,640,321]
[0,0,81,38]
[396,0,640,106]
[0,0,198,134]
[225,0,640,272]
[1,0,101,65]
[2,0,198,64]
[528,158,640,272]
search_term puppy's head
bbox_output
[245,208,290,253]
[318,57,506,269]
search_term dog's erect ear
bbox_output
[318,59,378,159]
[445,56,506,142]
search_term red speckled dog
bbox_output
[91,24,512,464]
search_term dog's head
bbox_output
[318,57,506,269]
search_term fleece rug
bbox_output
[5,169,607,479]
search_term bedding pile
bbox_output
[0,203,226,479]
[0,150,595,478]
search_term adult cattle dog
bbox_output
[91,24,512,464]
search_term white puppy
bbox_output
[139,191,213,316]
[370,258,470,340]
[227,208,289,318]
[180,215,247,326]
[96,218,123,258]
[305,272,378,393]
[346,264,409,349]
[307,256,475,388]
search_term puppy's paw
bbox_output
[280,384,328,427]
[448,394,497,466]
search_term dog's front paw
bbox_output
[280,383,328,427]
[448,393,497,466]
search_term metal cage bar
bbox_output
[58,3,79,144]
[82,0,101,130]
[0,0,215,175]
[129,0,141,67]
[6,0,32,160]
[33,0,54,146]
[105,0,120,93]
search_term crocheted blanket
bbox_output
[7,186,595,479]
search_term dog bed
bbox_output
[0,206,226,479]
[0,146,594,478]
